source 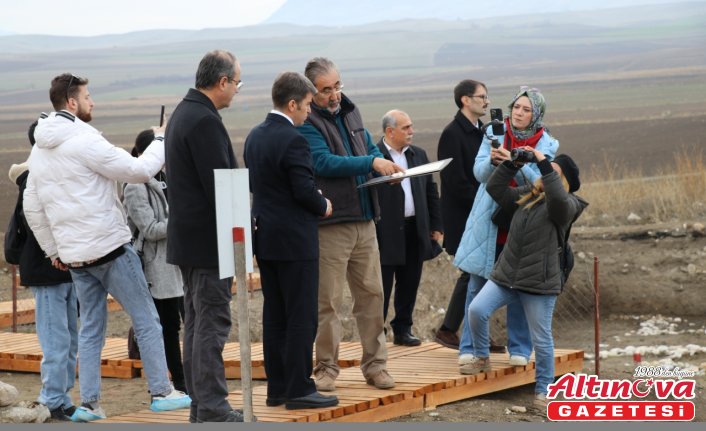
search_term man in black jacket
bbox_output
[434,80,498,350]
[165,50,244,423]
[376,110,443,346]
[244,72,337,410]
[9,120,77,421]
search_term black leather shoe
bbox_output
[286,392,339,410]
[394,332,422,346]
[197,409,255,422]
[266,396,286,407]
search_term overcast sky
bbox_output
[2,0,696,37]
[0,0,287,36]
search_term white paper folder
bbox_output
[358,158,452,188]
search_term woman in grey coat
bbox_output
[124,129,186,393]
[461,148,587,407]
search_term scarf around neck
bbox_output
[507,86,546,141]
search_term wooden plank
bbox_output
[0,295,123,328]
[0,332,139,378]
[330,396,424,422]
[424,355,584,408]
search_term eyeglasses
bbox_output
[318,83,344,97]
[66,74,81,102]
[226,77,243,90]
[468,94,489,101]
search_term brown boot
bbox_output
[433,328,459,349]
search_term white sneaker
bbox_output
[71,404,106,422]
[150,386,192,412]
[509,355,529,366]
[458,353,476,365]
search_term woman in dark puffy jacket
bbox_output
[460,148,587,407]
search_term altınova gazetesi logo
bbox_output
[544,367,696,421]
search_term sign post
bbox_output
[232,226,252,421]
[214,169,254,421]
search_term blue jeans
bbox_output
[31,282,78,410]
[70,245,171,403]
[458,274,532,359]
[468,280,558,395]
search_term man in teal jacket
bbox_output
[297,57,403,392]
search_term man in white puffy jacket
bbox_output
[23,73,191,422]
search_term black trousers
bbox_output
[152,296,185,391]
[381,218,424,335]
[180,267,233,421]
[442,271,470,332]
[258,258,318,399]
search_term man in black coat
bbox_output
[434,79,507,352]
[165,50,244,423]
[375,110,443,346]
[243,72,338,410]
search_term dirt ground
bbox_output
[0,220,705,422]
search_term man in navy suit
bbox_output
[243,72,338,410]
[375,110,443,346]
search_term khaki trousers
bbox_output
[314,221,388,378]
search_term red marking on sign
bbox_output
[233,227,245,243]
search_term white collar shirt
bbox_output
[383,138,415,217]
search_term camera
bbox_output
[510,148,536,163]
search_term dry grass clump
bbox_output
[579,147,706,226]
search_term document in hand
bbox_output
[358,158,452,188]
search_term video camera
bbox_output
[510,148,536,164]
[480,108,505,149]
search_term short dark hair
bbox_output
[272,72,317,109]
[454,79,486,109]
[195,50,237,90]
[304,57,337,86]
[131,129,154,157]
[49,73,89,111]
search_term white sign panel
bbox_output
[214,169,254,278]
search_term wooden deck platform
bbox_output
[0,332,139,378]
[0,331,418,379]
[198,340,447,380]
[99,346,584,423]
[0,296,123,329]
[0,273,260,329]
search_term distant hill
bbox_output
[0,1,703,107]
[1,1,704,55]
[264,0,695,26]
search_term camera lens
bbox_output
[510,149,535,163]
